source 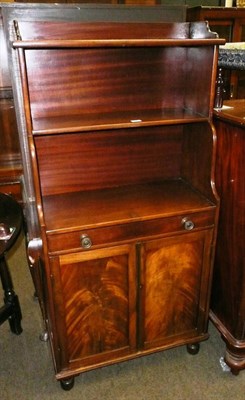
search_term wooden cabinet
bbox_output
[211,100,245,375]
[187,6,245,43]
[0,15,22,200]
[0,98,22,200]
[10,19,223,389]
[187,6,245,99]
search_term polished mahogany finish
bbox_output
[211,99,245,375]
[0,2,188,206]
[11,20,223,389]
[0,97,22,201]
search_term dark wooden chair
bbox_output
[0,193,23,335]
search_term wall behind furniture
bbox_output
[7,1,225,6]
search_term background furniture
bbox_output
[218,42,245,70]
[0,193,22,335]
[211,99,245,375]
[215,43,245,107]
[0,14,22,201]
[10,18,223,389]
[187,6,245,99]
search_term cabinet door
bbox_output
[49,244,137,370]
[139,230,213,350]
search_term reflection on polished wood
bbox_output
[10,19,221,389]
[211,100,245,375]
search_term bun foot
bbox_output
[231,368,240,376]
[187,343,200,355]
[60,377,75,391]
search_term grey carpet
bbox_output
[1,233,244,400]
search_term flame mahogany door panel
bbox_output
[140,230,213,350]
[49,244,137,372]
[48,228,214,373]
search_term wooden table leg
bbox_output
[0,255,22,335]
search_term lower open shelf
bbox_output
[42,179,215,233]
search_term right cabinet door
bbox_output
[140,230,214,350]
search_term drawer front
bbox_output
[47,209,216,254]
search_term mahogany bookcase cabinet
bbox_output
[11,20,224,390]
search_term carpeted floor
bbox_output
[1,232,244,400]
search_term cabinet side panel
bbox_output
[181,122,216,202]
[211,119,245,339]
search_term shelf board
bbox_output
[14,38,225,49]
[32,109,208,135]
[42,180,215,234]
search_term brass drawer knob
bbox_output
[80,234,92,249]
[182,218,195,231]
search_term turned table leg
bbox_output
[0,255,22,335]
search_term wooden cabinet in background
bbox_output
[211,100,245,375]
[187,6,245,99]
[10,19,223,390]
[0,15,22,200]
[0,98,22,201]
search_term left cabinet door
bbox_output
[49,244,137,372]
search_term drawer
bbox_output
[46,209,216,254]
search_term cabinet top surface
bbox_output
[214,100,245,126]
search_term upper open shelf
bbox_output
[32,109,208,135]
[13,20,225,135]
